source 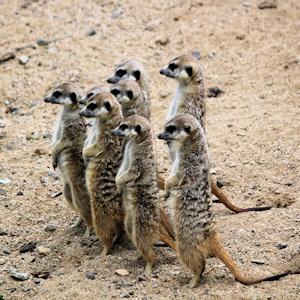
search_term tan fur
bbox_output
[79,84,110,105]
[44,82,92,238]
[112,116,175,274]
[79,92,125,256]
[158,114,289,287]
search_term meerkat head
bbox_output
[107,60,147,85]
[79,92,122,123]
[44,82,83,107]
[111,115,151,143]
[79,84,110,105]
[159,54,203,85]
[158,113,201,143]
[110,79,141,111]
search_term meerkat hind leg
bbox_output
[82,225,93,238]
[112,226,123,244]
[69,216,83,229]
[143,259,153,275]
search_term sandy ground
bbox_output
[0,0,299,299]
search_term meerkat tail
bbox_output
[210,178,272,213]
[209,233,290,285]
[158,208,176,251]
[156,173,165,190]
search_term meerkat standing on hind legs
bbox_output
[159,54,272,213]
[79,92,125,256]
[44,82,93,238]
[112,116,176,275]
[158,114,290,288]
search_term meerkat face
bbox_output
[79,92,120,122]
[107,60,145,84]
[158,114,199,143]
[111,115,151,142]
[79,84,110,105]
[159,54,201,85]
[44,82,83,106]
[110,80,140,110]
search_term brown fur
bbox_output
[158,114,290,287]
[112,116,175,274]
[79,92,125,256]
[79,83,110,105]
[44,82,92,237]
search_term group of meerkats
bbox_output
[44,54,290,288]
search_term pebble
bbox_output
[47,48,58,54]
[243,2,252,7]
[34,147,49,155]
[31,100,40,107]
[86,272,95,280]
[33,278,41,284]
[86,28,96,36]
[156,36,169,46]
[216,177,225,188]
[208,51,214,58]
[228,162,237,168]
[48,172,59,180]
[43,133,52,139]
[10,269,29,281]
[42,177,50,184]
[111,12,120,19]
[115,269,129,276]
[27,132,40,140]
[17,191,24,196]
[44,225,56,232]
[123,294,130,298]
[37,246,51,256]
[0,188,7,195]
[278,243,287,250]
[192,51,201,60]
[0,178,11,184]
[159,91,170,99]
[50,191,62,198]
[258,0,277,9]
[12,108,19,114]
[36,38,51,46]
[5,100,10,105]
[0,258,6,265]
[3,248,11,254]
[20,242,36,253]
[18,55,29,65]
[0,120,6,128]
[0,49,16,62]
[251,259,265,264]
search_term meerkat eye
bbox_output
[104,101,111,111]
[185,66,193,77]
[86,92,94,99]
[184,125,191,134]
[87,103,97,110]
[169,63,177,71]
[126,90,133,99]
[120,124,128,131]
[53,91,62,98]
[111,89,120,97]
[116,69,126,77]
[166,125,176,134]
[135,124,141,134]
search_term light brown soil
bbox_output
[0,0,299,299]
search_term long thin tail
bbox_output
[210,234,290,285]
[158,208,176,251]
[210,177,272,213]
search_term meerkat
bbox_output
[110,79,149,120]
[107,60,150,120]
[79,92,125,256]
[111,115,176,275]
[44,82,93,238]
[159,54,271,213]
[158,114,290,288]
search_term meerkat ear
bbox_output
[135,124,141,134]
[184,125,191,134]
[104,101,111,111]
[185,66,193,77]
[133,70,140,80]
[69,92,77,102]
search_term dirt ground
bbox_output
[0,0,299,299]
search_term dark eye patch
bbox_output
[135,124,141,134]
[169,63,177,71]
[185,66,193,77]
[104,101,111,111]
[53,91,62,98]
[126,90,133,99]
[69,92,77,102]
[86,92,94,99]
[87,102,97,110]
[111,89,120,97]
[120,124,128,131]
[184,125,191,134]
[116,69,126,77]
[133,70,140,80]
[166,125,176,134]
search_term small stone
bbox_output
[0,188,7,195]
[3,248,11,254]
[47,48,58,54]
[251,259,265,264]
[50,191,62,198]
[17,191,24,196]
[20,242,36,253]
[229,162,237,168]
[258,0,277,9]
[5,100,10,105]
[192,51,201,60]
[36,38,51,46]
[44,225,56,232]
[42,177,50,184]
[31,101,40,107]
[86,272,95,280]
[34,147,49,155]
[43,133,52,139]
[123,294,130,298]
[10,199,17,206]
[0,178,11,184]
[155,36,169,46]
[285,182,292,186]
[12,108,19,115]
[0,120,6,128]
[278,243,287,250]
[10,269,29,281]
[27,132,40,140]
[86,28,96,36]
[115,269,129,276]
[216,177,224,188]
[243,2,252,7]
[32,270,50,279]
[48,172,59,180]
[18,55,29,65]
[7,142,14,150]
[0,258,6,265]
[37,246,51,256]
[159,91,170,99]
[33,278,41,284]
[236,34,246,40]
[111,12,120,19]
[208,51,214,58]
[22,254,35,263]
[0,49,16,62]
